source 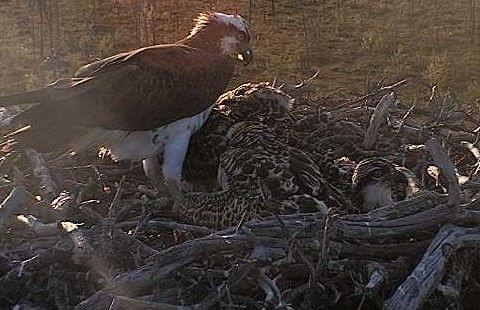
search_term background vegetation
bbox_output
[0,0,479,105]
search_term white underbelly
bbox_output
[79,105,214,162]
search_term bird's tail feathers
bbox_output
[0,89,48,107]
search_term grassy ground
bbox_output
[0,0,479,105]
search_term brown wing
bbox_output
[10,44,234,132]
[74,51,131,78]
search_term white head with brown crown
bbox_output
[182,12,253,64]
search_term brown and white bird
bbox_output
[351,157,420,212]
[0,12,252,203]
[179,121,351,229]
[184,82,296,186]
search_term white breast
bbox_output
[361,182,394,211]
[95,106,214,162]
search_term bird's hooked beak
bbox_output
[237,44,253,65]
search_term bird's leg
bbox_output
[162,132,191,211]
[142,156,166,194]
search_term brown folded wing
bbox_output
[11,44,234,132]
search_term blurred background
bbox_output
[0,0,479,104]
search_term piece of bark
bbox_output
[25,148,58,201]
[15,214,64,236]
[426,138,461,208]
[363,93,398,150]
[384,225,480,310]
[362,263,388,298]
[0,186,31,230]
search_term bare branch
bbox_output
[426,138,461,208]
[363,93,398,150]
[384,225,480,310]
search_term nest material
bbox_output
[0,78,480,309]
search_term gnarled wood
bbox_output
[384,225,480,310]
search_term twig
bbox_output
[76,291,221,310]
[235,210,249,234]
[278,69,320,96]
[0,238,73,300]
[395,100,416,133]
[108,175,126,222]
[461,141,480,176]
[254,268,282,306]
[325,79,408,112]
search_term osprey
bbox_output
[0,12,252,204]
[351,157,420,212]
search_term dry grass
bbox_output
[0,0,479,104]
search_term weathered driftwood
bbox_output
[391,116,480,149]
[0,186,31,230]
[363,93,397,150]
[426,138,461,208]
[25,148,58,201]
[384,225,480,310]
[461,141,480,176]
[75,196,472,308]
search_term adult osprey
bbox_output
[0,12,252,203]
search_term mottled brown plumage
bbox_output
[351,157,420,212]
[184,82,295,184]
[180,121,351,229]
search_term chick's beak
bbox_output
[237,45,253,65]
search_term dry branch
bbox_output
[25,148,58,201]
[384,225,480,310]
[118,219,211,237]
[0,186,31,230]
[326,78,408,112]
[426,138,461,208]
[363,93,397,150]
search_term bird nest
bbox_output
[1,77,480,309]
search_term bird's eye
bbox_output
[371,169,383,179]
